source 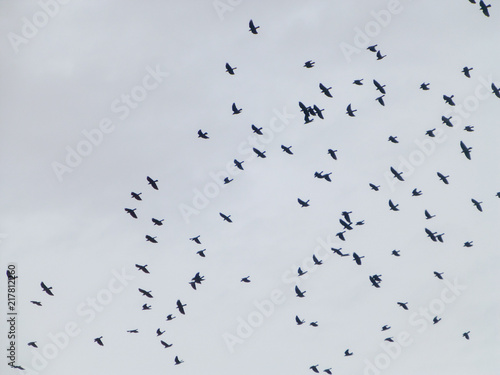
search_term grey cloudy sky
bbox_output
[1,0,499,374]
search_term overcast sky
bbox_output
[1,0,499,374]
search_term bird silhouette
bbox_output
[412,188,422,196]
[385,337,394,342]
[131,192,142,201]
[376,95,385,106]
[344,349,353,356]
[442,116,453,127]
[253,147,266,158]
[331,247,349,257]
[460,141,472,160]
[312,254,323,265]
[373,79,386,94]
[376,51,386,60]
[249,19,259,34]
[196,249,206,257]
[281,145,293,154]
[327,149,337,160]
[319,83,333,97]
[479,1,491,17]
[463,331,471,340]
[147,176,158,190]
[220,212,232,222]
[251,124,263,135]
[436,233,445,243]
[232,103,242,114]
[304,60,315,68]
[27,341,38,348]
[223,177,233,184]
[464,241,474,247]
[443,95,455,106]
[225,63,237,75]
[382,325,391,331]
[234,159,244,170]
[295,285,306,298]
[135,264,149,273]
[367,44,378,52]
[138,288,153,298]
[295,315,305,325]
[425,210,435,220]
[336,231,346,241]
[397,302,409,310]
[341,211,352,222]
[340,218,353,231]
[392,250,401,257]
[127,329,138,333]
[388,136,398,144]
[297,267,308,276]
[425,228,438,242]
[30,301,42,306]
[145,235,157,243]
[356,220,365,226]
[369,275,381,288]
[426,128,436,137]
[310,321,318,327]
[492,83,500,98]
[420,83,430,90]
[156,328,165,336]
[125,208,138,218]
[94,336,104,346]
[176,300,186,315]
[298,198,310,207]
[433,316,441,324]
[390,167,404,181]
[166,314,176,321]
[324,368,332,374]
[198,129,209,139]
[353,79,364,85]
[462,66,473,78]
[152,218,164,226]
[241,276,251,283]
[161,340,172,348]
[353,252,364,265]
[346,104,357,117]
[41,282,53,296]
[388,199,399,211]
[464,126,474,132]
[437,172,450,184]
[369,183,380,191]
[313,105,324,119]
[190,236,201,244]
[310,365,320,373]
[434,271,444,280]
[174,356,184,365]
[471,199,483,212]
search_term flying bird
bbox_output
[310,365,320,373]
[344,349,353,356]
[464,241,474,247]
[145,235,157,243]
[442,116,453,127]
[391,250,401,257]
[234,159,244,170]
[340,218,353,230]
[131,192,142,201]
[436,233,445,243]
[376,95,385,106]
[443,95,455,106]
[385,337,394,342]
[147,176,158,190]
[437,172,450,184]
[232,103,242,114]
[127,329,138,333]
[198,129,209,139]
[297,267,308,276]
[373,79,386,94]
[327,149,337,160]
[346,104,357,117]
[426,128,436,137]
[390,167,404,181]
[249,19,259,34]
[304,60,315,68]
[433,316,441,324]
[369,183,380,191]
[424,210,435,220]
[190,236,201,244]
[397,302,409,310]
[220,212,232,222]
[412,188,422,196]
[281,145,293,154]
[434,272,444,280]
[30,301,42,306]
[166,314,176,321]
[367,44,378,52]
[174,356,184,365]
[125,208,137,218]
[313,105,324,119]
[382,325,391,331]
[251,124,263,135]
[336,231,346,241]
[152,218,164,226]
[94,336,104,346]
[420,83,430,90]
[463,331,471,340]
[295,285,306,298]
[28,341,37,348]
[471,199,483,212]
[319,83,332,97]
[353,79,364,85]
[388,136,398,144]
[341,211,352,223]
[176,300,186,315]
[161,340,172,348]
[298,198,310,207]
[462,66,473,78]
[353,252,364,265]
[135,264,149,273]
[369,275,381,288]
[223,177,233,184]
[464,126,474,132]
[312,254,323,265]
[376,50,386,60]
[138,288,153,298]
[196,249,206,257]
[492,83,500,98]
[40,282,53,296]
[241,276,251,283]
[225,63,237,75]
[156,329,165,336]
[388,199,399,211]
[253,147,266,158]
[425,228,437,242]
[460,141,472,160]
[479,1,491,17]
[331,247,349,257]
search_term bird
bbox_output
[464,126,474,132]
[127,329,139,333]
[397,302,409,310]
[131,192,142,201]
[298,198,310,207]
[471,199,483,212]
[443,95,455,106]
[388,136,398,144]
[225,63,237,75]
[138,288,153,298]
[492,83,500,98]
[232,103,242,114]
[304,60,315,68]
[234,159,244,170]
[156,328,165,336]
[241,276,251,283]
[344,349,353,356]
[433,316,441,324]
[253,147,266,158]
[388,199,399,211]
[297,267,308,276]
[376,95,385,106]
[152,218,164,226]
[147,176,158,190]
[190,236,201,244]
[310,365,320,373]
[166,314,176,321]
[367,44,378,52]
[436,233,445,243]
[437,172,450,184]
[353,252,364,265]
[460,141,472,160]
[373,79,386,94]
[198,129,209,139]
[303,114,314,124]
[434,272,444,280]
[392,250,401,257]
[382,325,391,331]
[295,315,305,325]
[342,210,352,222]
[420,83,430,90]
[442,116,454,127]
[353,79,364,85]
[30,301,42,306]
[135,264,150,273]
[369,183,380,191]
[340,218,353,231]
[161,340,172,348]
[462,66,473,78]
[310,322,318,327]
[281,145,293,155]
[27,341,38,348]
[331,247,349,257]
[295,285,306,298]
[390,167,404,181]
[251,124,263,135]
[323,369,332,375]
[356,220,365,226]
[376,50,386,60]
[385,337,394,342]
[463,331,471,340]
[94,336,104,346]
[196,249,206,257]
[176,300,186,315]
[336,231,346,241]
[425,228,437,242]
[319,83,332,97]
[223,177,233,184]
[220,212,232,222]
[369,275,380,288]
[249,19,259,34]
[312,254,323,265]
[125,208,138,218]
[327,149,337,160]
[464,241,474,247]
[479,0,491,17]
[298,101,311,114]
[426,128,436,137]
[174,356,184,365]
[41,282,54,296]
[145,235,158,243]
[372,275,382,283]
[313,105,324,119]
[412,188,422,196]
[425,210,435,220]
[346,104,357,117]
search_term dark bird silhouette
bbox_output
[442,116,453,127]
[425,228,437,242]
[353,252,364,265]
[412,188,422,196]
[327,149,337,160]
[253,147,266,158]
[463,331,471,340]
[40,282,53,296]
[30,301,42,306]
[281,145,293,154]
[198,129,209,139]
[464,126,474,132]
[341,211,352,223]
[94,336,104,346]
[356,220,365,226]
[426,128,436,137]
[376,95,385,106]
[373,79,386,94]
[420,83,430,90]
[166,314,176,321]
[344,349,353,356]
[176,300,186,315]
[196,249,206,257]
[304,60,315,68]
[464,241,473,247]
[241,276,251,283]
[131,192,142,201]
[232,103,242,114]
[189,281,197,290]
[152,218,164,226]
[298,198,310,207]
[139,288,153,298]
[385,337,394,342]
[460,141,472,160]
[190,236,201,244]
[462,66,473,78]
[388,199,399,211]
[313,105,324,119]
[443,95,455,106]
[146,235,157,243]
[310,321,318,327]
[479,1,491,17]
[125,208,138,219]
[437,172,450,184]
[324,368,332,374]
[392,250,401,257]
[298,267,308,276]
[319,83,332,97]
[249,19,259,34]
[346,104,357,117]
[135,264,150,274]
[303,114,314,124]
[251,124,263,135]
[310,365,320,373]
[469,0,476,3]
[28,341,37,348]
[174,356,184,365]
[376,51,386,60]
[147,176,158,190]
[298,101,310,114]
[372,275,382,283]
[295,285,306,298]
[340,219,353,231]
[436,233,445,243]
[492,83,500,98]
[369,275,380,288]
[367,44,378,52]
[156,328,165,336]
[471,199,483,212]
[225,63,237,75]
[10,365,25,370]
[397,302,409,310]
[353,79,364,85]
[295,315,305,325]
[127,329,138,333]
[234,159,244,170]
[220,212,232,222]
[336,231,346,241]
[434,271,444,280]
[388,136,398,144]
[382,325,391,331]
[433,316,441,324]
[312,254,323,265]
[369,183,380,191]
[223,177,233,184]
[425,210,435,220]
[161,340,172,348]
[391,167,404,181]
[331,247,349,257]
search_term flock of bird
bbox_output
[15,3,498,372]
